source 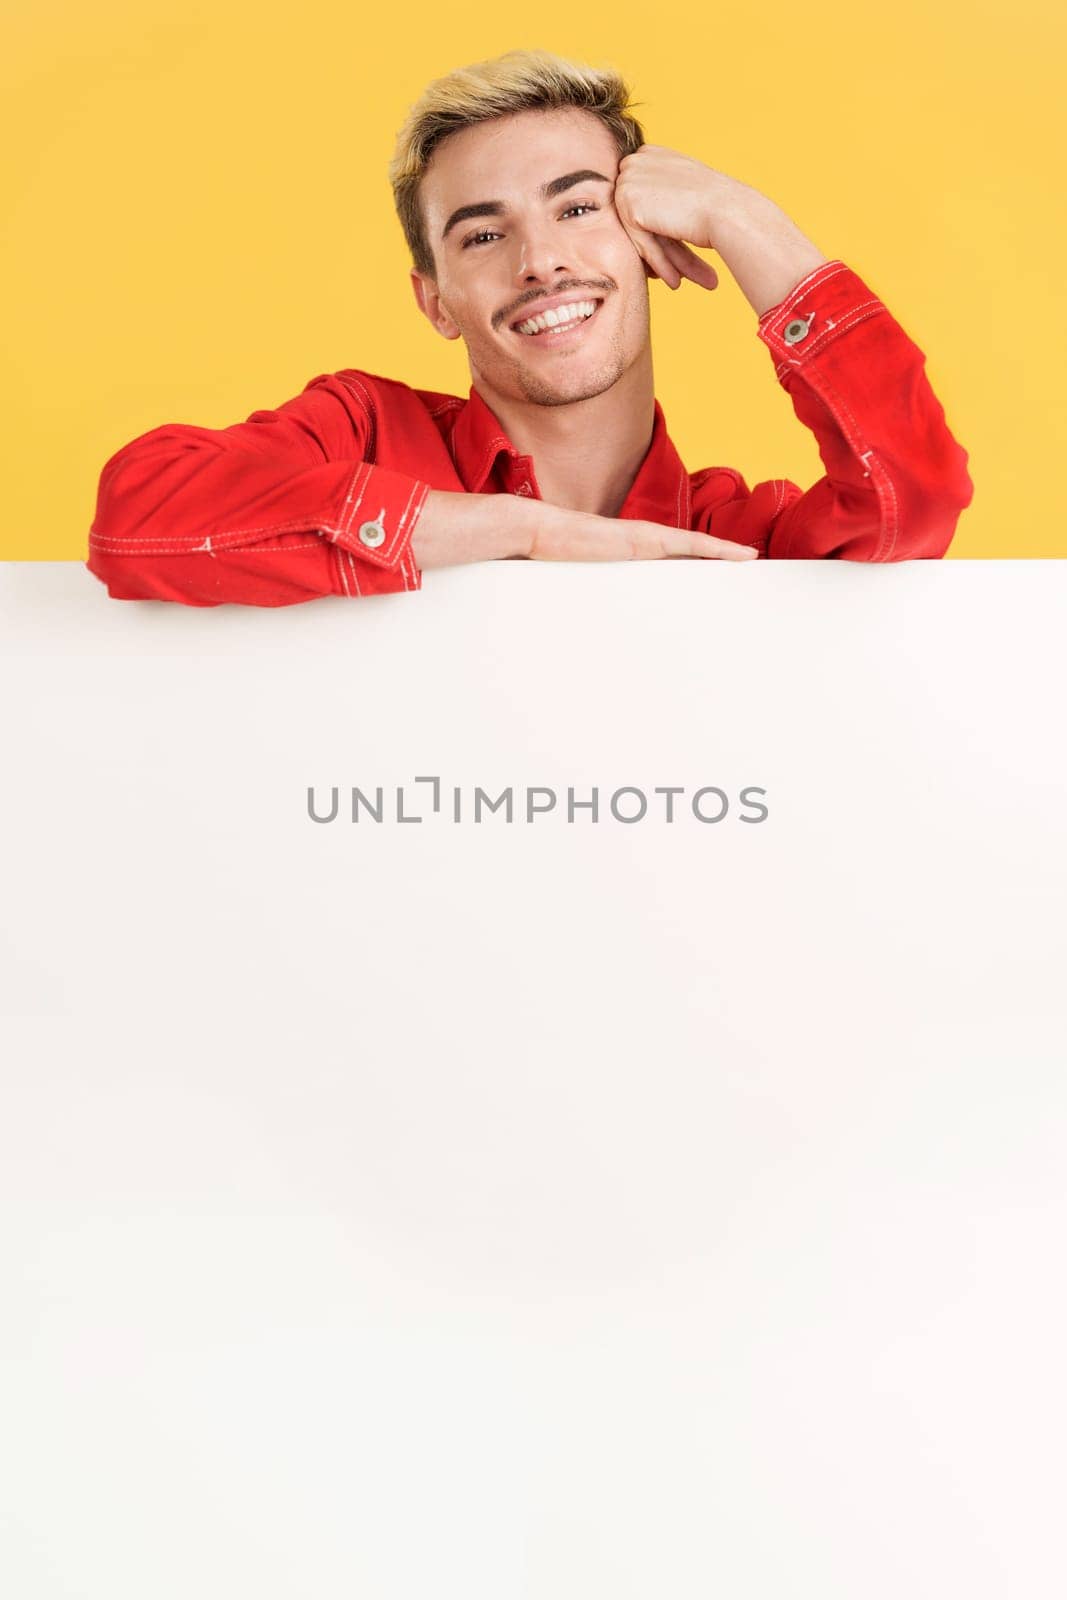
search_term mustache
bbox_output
[494,278,616,330]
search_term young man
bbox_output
[86,49,973,606]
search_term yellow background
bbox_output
[3,0,1063,559]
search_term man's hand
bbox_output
[524,506,758,563]
[612,145,729,291]
[613,144,829,317]
[411,489,758,569]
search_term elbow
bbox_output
[912,432,975,558]
[87,437,204,602]
[85,544,221,605]
[893,457,976,561]
[85,541,337,607]
[858,440,974,561]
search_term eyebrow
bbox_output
[441,169,612,243]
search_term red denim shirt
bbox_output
[86,260,973,606]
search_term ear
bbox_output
[411,269,462,341]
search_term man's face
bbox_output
[412,108,652,408]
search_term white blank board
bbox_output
[1,559,1065,1598]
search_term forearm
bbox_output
[709,186,828,318]
[411,489,536,568]
[412,489,761,567]
[755,262,974,559]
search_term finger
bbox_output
[660,528,760,560]
[658,236,718,291]
[625,220,683,288]
[527,517,759,562]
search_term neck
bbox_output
[472,347,656,520]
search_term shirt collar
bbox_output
[449,384,691,527]
[450,385,523,494]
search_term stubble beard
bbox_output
[465,291,649,409]
[508,291,650,407]
[514,351,625,406]
[510,327,629,408]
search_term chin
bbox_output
[516,358,626,408]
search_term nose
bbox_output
[513,218,571,285]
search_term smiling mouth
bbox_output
[509,297,605,339]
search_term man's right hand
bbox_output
[411,489,759,570]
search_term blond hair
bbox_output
[389,48,646,278]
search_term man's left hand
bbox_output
[613,144,744,291]
[612,143,829,317]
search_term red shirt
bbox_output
[86,260,973,606]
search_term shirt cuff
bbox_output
[757,260,887,368]
[322,461,432,571]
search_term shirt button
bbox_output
[358,509,387,549]
[783,314,814,346]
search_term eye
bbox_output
[460,202,601,249]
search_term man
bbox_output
[86,49,973,606]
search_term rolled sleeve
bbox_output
[757,261,886,368]
[324,461,432,575]
[752,259,973,560]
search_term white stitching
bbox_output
[395,479,421,539]
[89,523,348,546]
[796,363,898,560]
[335,461,366,539]
[781,301,884,362]
[343,461,372,533]
[772,479,786,522]
[92,366,432,573]
[766,302,883,366]
[89,536,331,554]
[406,483,431,559]
[92,487,419,562]
[758,261,849,326]
[336,373,379,459]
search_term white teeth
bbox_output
[516,299,598,336]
